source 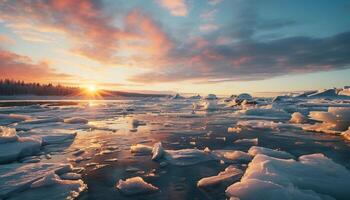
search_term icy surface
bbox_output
[0,92,349,199]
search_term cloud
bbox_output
[129,31,350,83]
[0,34,15,46]
[0,49,72,82]
[0,0,175,65]
[199,23,219,32]
[208,0,223,5]
[157,0,188,16]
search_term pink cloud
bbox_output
[199,23,219,32]
[0,49,72,83]
[0,0,175,66]
[157,0,188,16]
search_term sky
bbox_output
[0,0,349,95]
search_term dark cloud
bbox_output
[129,31,350,83]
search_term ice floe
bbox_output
[308,107,350,132]
[341,127,350,141]
[205,94,217,100]
[232,93,253,105]
[130,144,153,155]
[152,142,165,160]
[234,138,258,145]
[0,127,42,164]
[226,153,350,200]
[163,149,218,166]
[116,177,158,195]
[0,162,75,199]
[248,146,294,159]
[223,151,252,162]
[237,120,288,130]
[64,117,89,124]
[290,112,307,124]
[197,165,243,187]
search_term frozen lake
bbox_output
[1,92,350,200]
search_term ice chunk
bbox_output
[227,127,242,133]
[226,153,350,200]
[21,117,63,125]
[197,165,243,187]
[231,93,253,105]
[31,172,61,188]
[205,94,217,100]
[308,89,337,98]
[60,172,82,180]
[64,117,89,124]
[116,177,158,195]
[131,119,146,127]
[294,90,317,98]
[10,172,86,200]
[0,136,42,164]
[248,146,294,159]
[234,138,258,145]
[172,93,185,99]
[0,114,32,125]
[189,94,201,99]
[309,107,350,131]
[338,88,350,96]
[164,149,218,166]
[341,127,350,141]
[130,144,153,155]
[203,100,218,110]
[290,112,307,124]
[223,151,252,162]
[0,126,18,143]
[0,162,73,198]
[237,120,287,130]
[42,132,76,145]
[226,178,328,200]
[152,142,165,160]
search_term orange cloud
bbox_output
[124,11,174,58]
[0,34,15,46]
[0,0,174,66]
[0,49,72,83]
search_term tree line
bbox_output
[0,79,79,96]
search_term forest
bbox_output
[0,79,79,96]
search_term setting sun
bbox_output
[87,85,97,93]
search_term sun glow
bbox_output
[87,85,97,93]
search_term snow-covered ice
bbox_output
[197,165,243,187]
[0,127,41,164]
[0,89,349,199]
[248,146,294,159]
[226,153,350,200]
[116,177,159,195]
